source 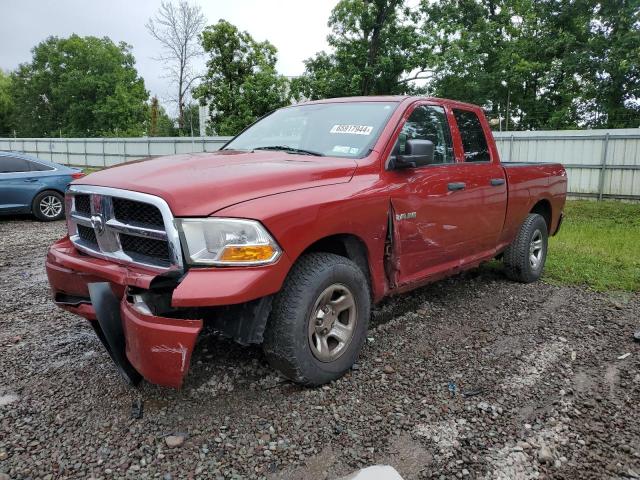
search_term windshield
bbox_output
[223,101,398,158]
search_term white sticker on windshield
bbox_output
[332,145,351,154]
[330,124,373,135]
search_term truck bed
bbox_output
[500,162,567,243]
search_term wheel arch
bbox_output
[529,198,552,232]
[297,234,373,300]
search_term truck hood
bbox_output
[75,150,357,216]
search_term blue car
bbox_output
[0,151,84,221]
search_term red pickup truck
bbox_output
[46,96,567,388]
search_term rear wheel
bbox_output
[503,213,548,283]
[263,253,370,386]
[32,190,64,221]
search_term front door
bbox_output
[386,103,486,287]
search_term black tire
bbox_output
[32,190,65,221]
[503,213,548,283]
[263,253,371,386]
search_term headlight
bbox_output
[175,218,281,266]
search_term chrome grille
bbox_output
[74,194,91,215]
[120,234,171,263]
[113,197,164,228]
[67,185,183,272]
[77,224,97,246]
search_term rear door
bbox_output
[0,156,45,213]
[450,108,507,253]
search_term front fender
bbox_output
[214,179,390,301]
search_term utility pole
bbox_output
[505,89,510,131]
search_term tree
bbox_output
[193,20,290,135]
[180,103,200,136]
[580,0,640,128]
[419,0,594,129]
[10,35,148,137]
[146,1,206,130]
[418,0,639,130]
[148,96,176,136]
[292,0,422,100]
[0,69,14,136]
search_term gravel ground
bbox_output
[0,218,639,480]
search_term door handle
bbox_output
[448,182,466,191]
[490,178,505,186]
[23,178,38,183]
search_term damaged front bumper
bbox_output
[87,282,202,388]
[45,237,290,388]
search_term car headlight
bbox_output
[175,218,281,266]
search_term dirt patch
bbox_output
[0,219,639,479]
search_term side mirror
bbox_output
[390,139,435,169]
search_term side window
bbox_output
[397,105,454,164]
[27,160,54,171]
[0,156,30,173]
[453,109,490,162]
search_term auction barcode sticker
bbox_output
[330,124,373,135]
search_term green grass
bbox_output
[72,165,103,174]
[544,200,640,292]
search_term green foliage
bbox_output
[582,0,640,128]
[178,103,200,136]
[193,20,290,136]
[420,0,640,129]
[293,0,422,100]
[9,35,148,137]
[483,200,640,291]
[0,70,14,136]
[148,96,176,137]
[2,2,637,135]
[295,0,639,130]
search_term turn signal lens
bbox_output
[219,245,276,262]
[175,218,281,266]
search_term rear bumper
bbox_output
[45,236,290,388]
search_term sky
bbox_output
[0,0,338,115]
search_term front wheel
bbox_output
[32,190,65,221]
[503,213,548,283]
[263,253,371,386]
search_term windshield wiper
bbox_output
[254,145,324,157]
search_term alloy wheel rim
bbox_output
[308,283,357,362]
[529,229,544,270]
[40,195,63,218]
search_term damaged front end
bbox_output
[46,237,284,388]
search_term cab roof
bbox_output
[297,95,483,111]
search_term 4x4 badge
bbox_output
[395,212,416,221]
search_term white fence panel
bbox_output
[1,130,639,199]
[494,129,640,200]
[0,136,232,168]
